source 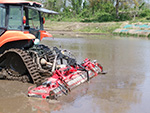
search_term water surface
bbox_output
[0,36,150,113]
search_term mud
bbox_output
[0,36,150,113]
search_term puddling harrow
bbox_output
[28,57,106,99]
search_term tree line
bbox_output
[34,0,150,22]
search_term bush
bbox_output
[95,12,114,22]
[78,8,91,18]
[101,2,115,13]
[139,9,150,17]
[116,12,132,21]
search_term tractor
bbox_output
[0,0,62,84]
[0,1,106,98]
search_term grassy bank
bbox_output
[44,21,122,37]
[44,21,150,38]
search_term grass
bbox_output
[75,22,121,33]
[113,31,149,37]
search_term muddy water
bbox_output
[1,36,150,113]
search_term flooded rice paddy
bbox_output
[0,36,150,113]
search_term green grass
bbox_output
[113,32,143,37]
[74,22,121,34]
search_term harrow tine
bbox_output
[99,71,107,74]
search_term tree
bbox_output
[115,0,119,18]
[68,0,83,14]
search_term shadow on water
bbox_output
[0,36,150,113]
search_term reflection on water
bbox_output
[1,36,150,113]
[28,99,62,113]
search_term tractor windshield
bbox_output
[8,6,22,30]
[0,6,6,35]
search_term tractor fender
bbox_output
[0,31,36,47]
[39,30,52,40]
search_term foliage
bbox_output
[35,0,150,22]
[139,8,150,17]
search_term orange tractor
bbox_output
[0,0,60,84]
[0,0,106,92]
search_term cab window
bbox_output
[8,6,22,30]
[28,9,40,30]
[0,6,6,27]
[0,6,6,35]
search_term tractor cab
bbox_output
[0,0,58,46]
